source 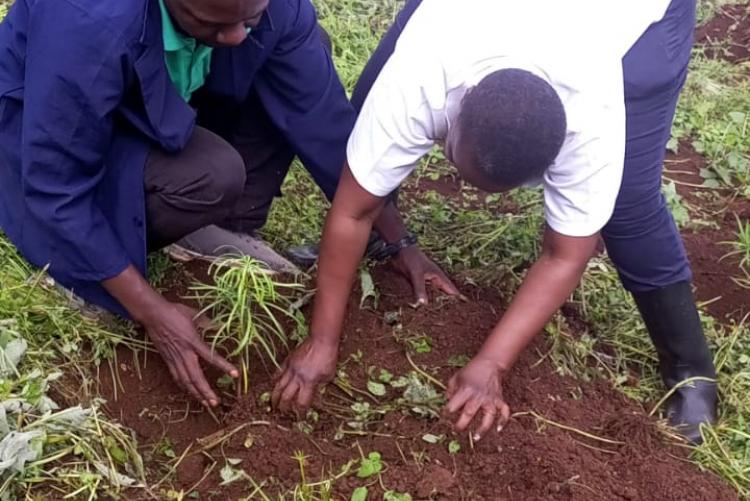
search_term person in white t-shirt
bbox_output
[273,0,716,444]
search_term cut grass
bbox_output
[0,237,146,499]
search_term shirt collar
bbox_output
[158,0,193,52]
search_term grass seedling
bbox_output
[721,214,750,272]
[190,256,306,390]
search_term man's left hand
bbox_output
[391,245,459,305]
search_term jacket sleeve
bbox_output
[253,0,356,201]
[22,1,130,281]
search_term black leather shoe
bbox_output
[632,281,718,445]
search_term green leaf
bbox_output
[446,355,470,368]
[727,151,748,171]
[448,440,461,454]
[421,433,444,444]
[357,452,383,478]
[107,444,128,465]
[219,462,246,486]
[384,492,412,501]
[188,491,200,499]
[729,111,746,124]
[408,337,432,354]
[216,374,234,389]
[367,380,387,397]
[378,369,394,383]
[359,269,378,308]
[351,486,368,501]
[699,168,716,180]
[702,178,721,189]
[666,136,679,153]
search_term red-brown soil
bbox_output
[100,265,736,500]
[665,147,750,322]
[92,12,750,496]
[696,4,750,64]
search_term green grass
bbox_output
[564,258,750,496]
[697,0,746,23]
[670,54,750,192]
[0,238,146,499]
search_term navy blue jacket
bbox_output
[0,0,355,316]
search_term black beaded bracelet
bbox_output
[369,233,418,261]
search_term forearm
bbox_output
[309,206,380,345]
[373,200,409,243]
[102,265,164,324]
[477,252,589,371]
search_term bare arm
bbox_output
[445,226,598,439]
[478,226,598,370]
[311,165,388,343]
[271,165,387,410]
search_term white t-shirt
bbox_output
[347,0,672,237]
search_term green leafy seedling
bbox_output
[408,336,433,354]
[367,380,387,397]
[351,486,368,501]
[357,452,383,478]
[156,437,176,459]
[448,440,461,455]
[378,369,394,383]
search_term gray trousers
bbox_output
[145,26,332,252]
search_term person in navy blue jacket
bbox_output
[0,0,456,407]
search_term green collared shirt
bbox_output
[158,0,213,102]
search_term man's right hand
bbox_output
[103,265,238,408]
[142,302,239,407]
[272,337,338,412]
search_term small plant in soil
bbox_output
[190,256,306,388]
[406,334,433,354]
[720,214,750,287]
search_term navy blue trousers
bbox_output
[353,0,696,292]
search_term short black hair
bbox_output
[458,68,567,187]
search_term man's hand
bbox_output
[445,356,511,441]
[142,302,238,407]
[272,337,338,412]
[392,245,459,305]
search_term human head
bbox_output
[444,68,567,193]
[164,0,269,47]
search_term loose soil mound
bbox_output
[100,266,736,500]
[696,5,750,64]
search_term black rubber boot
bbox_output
[286,233,386,268]
[632,281,718,445]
